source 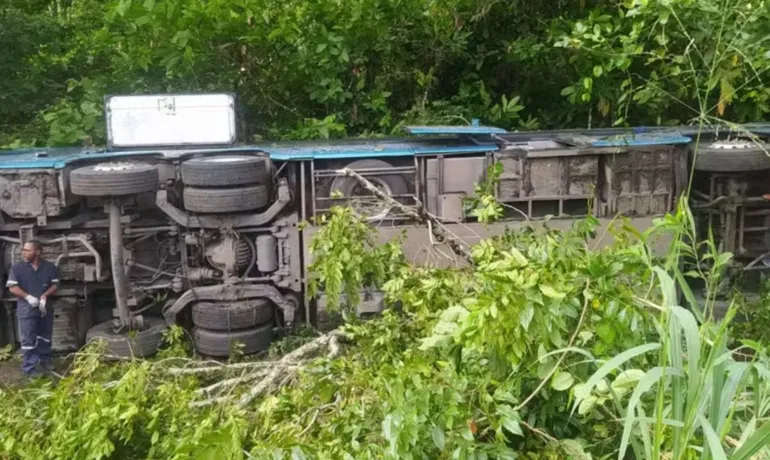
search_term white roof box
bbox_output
[105,93,237,148]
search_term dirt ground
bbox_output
[0,354,72,387]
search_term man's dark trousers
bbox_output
[7,259,59,375]
[18,304,54,374]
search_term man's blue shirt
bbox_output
[6,260,59,317]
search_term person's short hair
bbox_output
[26,239,43,252]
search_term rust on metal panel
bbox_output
[52,297,80,352]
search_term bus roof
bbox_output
[3,122,768,169]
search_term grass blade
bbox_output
[699,414,728,460]
[737,417,757,449]
[618,367,679,460]
[709,328,728,438]
[671,306,702,399]
[731,421,770,460]
[675,268,705,324]
[669,307,685,458]
[637,404,653,459]
[653,267,677,311]
[716,362,749,435]
[574,343,661,403]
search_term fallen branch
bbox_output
[337,168,473,264]
[166,360,300,376]
[189,330,348,408]
[236,330,347,408]
[195,370,269,396]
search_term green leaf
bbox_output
[574,343,661,402]
[611,369,645,393]
[539,284,565,300]
[700,414,728,460]
[497,405,523,436]
[618,367,670,459]
[291,447,307,460]
[731,417,770,459]
[519,305,534,330]
[552,371,574,391]
[596,321,616,344]
[578,395,598,415]
[432,426,445,450]
[508,248,529,266]
[502,417,523,437]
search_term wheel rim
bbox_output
[709,139,758,150]
[346,178,394,221]
[203,156,256,163]
[94,162,143,172]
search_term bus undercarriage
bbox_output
[1,94,769,358]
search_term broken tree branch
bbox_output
[166,360,300,376]
[236,330,347,408]
[337,168,473,264]
[195,370,270,396]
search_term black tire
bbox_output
[193,323,273,357]
[183,184,269,213]
[693,141,770,172]
[181,155,269,187]
[85,317,166,360]
[328,159,409,220]
[191,299,274,331]
[329,159,409,197]
[70,162,159,196]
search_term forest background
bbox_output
[2,0,769,149]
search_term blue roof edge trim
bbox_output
[0,133,695,170]
[591,134,692,147]
[405,125,507,135]
[0,143,501,169]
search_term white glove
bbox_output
[25,295,39,307]
[39,297,47,316]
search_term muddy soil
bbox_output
[0,354,72,387]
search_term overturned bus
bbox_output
[1,93,769,357]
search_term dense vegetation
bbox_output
[2,0,769,147]
[3,198,770,459]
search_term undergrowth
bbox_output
[4,199,770,459]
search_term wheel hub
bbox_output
[710,139,756,150]
[349,179,394,221]
[205,156,254,163]
[94,162,139,172]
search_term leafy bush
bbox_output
[5,0,770,147]
[6,207,751,459]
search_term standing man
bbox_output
[6,240,59,377]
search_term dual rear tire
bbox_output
[191,299,275,357]
[180,155,271,213]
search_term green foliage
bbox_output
[464,162,505,223]
[574,269,770,459]
[730,279,770,345]
[554,0,770,126]
[249,208,678,458]
[4,0,768,146]
[0,339,249,460]
[306,205,406,315]
[4,204,770,458]
[0,344,14,361]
